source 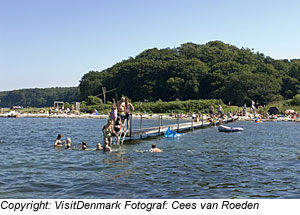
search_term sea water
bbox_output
[0,117,299,198]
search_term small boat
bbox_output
[7,111,18,118]
[164,127,183,137]
[218,125,243,132]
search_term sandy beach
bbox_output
[1,112,300,122]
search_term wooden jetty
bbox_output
[124,115,239,141]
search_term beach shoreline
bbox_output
[1,112,300,122]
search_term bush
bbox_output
[289,94,300,106]
[132,99,225,114]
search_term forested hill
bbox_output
[0,87,80,108]
[79,41,300,106]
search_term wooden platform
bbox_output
[126,117,238,140]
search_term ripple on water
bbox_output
[0,119,299,198]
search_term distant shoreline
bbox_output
[1,113,300,122]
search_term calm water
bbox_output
[0,117,300,198]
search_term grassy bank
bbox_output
[2,99,299,116]
[81,99,240,115]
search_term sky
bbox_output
[1,0,300,91]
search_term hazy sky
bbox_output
[1,0,300,91]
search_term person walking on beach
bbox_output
[251,100,256,116]
[217,104,223,117]
[243,103,247,116]
[209,105,214,117]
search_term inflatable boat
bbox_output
[164,127,183,137]
[218,125,243,132]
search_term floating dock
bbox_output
[125,116,238,141]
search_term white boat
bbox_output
[218,125,243,132]
[7,110,18,118]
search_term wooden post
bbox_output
[191,116,194,130]
[140,114,143,139]
[201,112,204,128]
[177,115,179,131]
[102,87,106,104]
[130,114,132,141]
[159,115,163,133]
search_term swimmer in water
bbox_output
[96,142,102,151]
[65,137,71,149]
[103,140,112,152]
[54,134,64,147]
[81,141,87,150]
[150,144,162,153]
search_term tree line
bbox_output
[79,41,300,106]
[0,87,80,108]
[2,41,300,108]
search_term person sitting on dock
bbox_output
[54,134,64,147]
[103,140,112,152]
[102,120,115,146]
[150,144,162,153]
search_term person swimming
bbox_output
[103,140,112,152]
[150,144,162,153]
[96,142,102,151]
[54,134,64,147]
[81,141,87,150]
[65,137,71,149]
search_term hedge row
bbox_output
[81,99,227,114]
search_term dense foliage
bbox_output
[79,41,300,106]
[80,98,225,114]
[0,87,80,108]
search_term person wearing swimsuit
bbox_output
[117,97,126,121]
[124,98,134,131]
[110,98,118,126]
[54,134,64,147]
[114,117,124,144]
[102,120,115,146]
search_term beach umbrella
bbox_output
[285,109,295,114]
